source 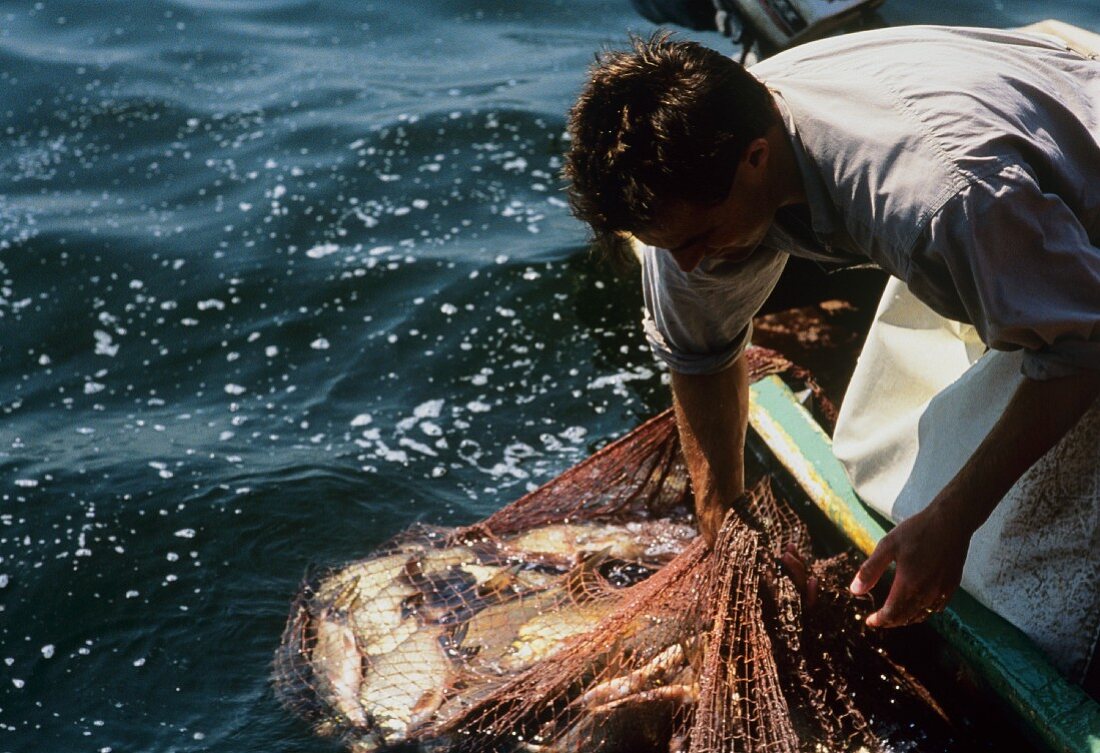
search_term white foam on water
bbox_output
[413,399,444,419]
[306,242,340,259]
[559,426,588,443]
[587,365,655,392]
[487,461,528,480]
[398,437,437,457]
[374,441,408,464]
[93,330,119,357]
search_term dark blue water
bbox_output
[1,2,1097,751]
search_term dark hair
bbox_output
[564,34,778,259]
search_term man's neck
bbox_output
[766,124,807,208]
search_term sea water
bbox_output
[1,2,1097,751]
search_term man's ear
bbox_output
[744,137,770,170]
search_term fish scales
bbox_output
[286,517,699,750]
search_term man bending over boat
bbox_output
[563,27,1100,686]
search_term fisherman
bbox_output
[563,27,1100,688]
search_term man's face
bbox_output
[635,138,775,274]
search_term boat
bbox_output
[746,373,1100,753]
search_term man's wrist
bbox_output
[694,477,744,510]
[927,477,995,537]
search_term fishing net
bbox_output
[274,346,949,752]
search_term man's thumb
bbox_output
[849,538,894,595]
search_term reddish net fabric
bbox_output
[273,347,945,752]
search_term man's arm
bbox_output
[851,368,1100,627]
[671,353,749,546]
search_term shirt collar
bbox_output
[771,90,838,239]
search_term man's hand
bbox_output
[849,501,969,626]
[780,543,818,610]
[850,369,1100,628]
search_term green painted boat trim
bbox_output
[748,374,1100,753]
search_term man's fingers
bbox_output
[865,574,951,628]
[779,546,807,583]
[849,537,895,596]
[778,546,817,610]
[865,604,899,628]
[865,580,916,628]
[867,601,939,628]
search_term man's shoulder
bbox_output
[752,24,1090,158]
[753,25,1097,260]
[751,24,1084,138]
[749,25,1070,78]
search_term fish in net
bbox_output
[274,347,952,752]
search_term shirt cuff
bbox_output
[643,319,751,375]
[1021,343,1100,380]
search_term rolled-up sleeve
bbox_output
[907,164,1100,380]
[640,243,788,375]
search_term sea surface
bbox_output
[1,2,1097,751]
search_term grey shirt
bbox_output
[641,25,1100,379]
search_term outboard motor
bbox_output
[631,0,884,60]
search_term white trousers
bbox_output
[832,278,1100,681]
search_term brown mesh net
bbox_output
[274,347,949,753]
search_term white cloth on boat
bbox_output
[833,278,1100,681]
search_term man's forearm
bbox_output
[671,354,749,545]
[934,368,1100,533]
